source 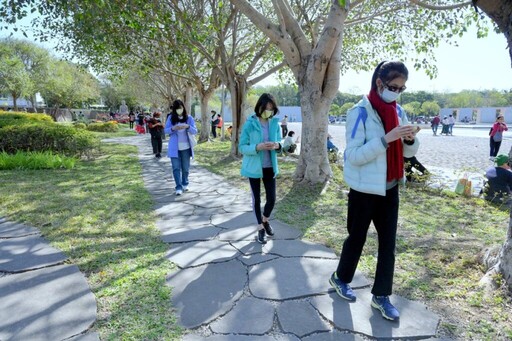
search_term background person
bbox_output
[165,99,197,196]
[281,115,288,137]
[484,154,512,206]
[489,115,508,161]
[330,61,419,322]
[282,131,298,154]
[216,113,223,137]
[430,114,440,136]
[148,112,164,158]
[239,93,282,244]
[211,110,219,138]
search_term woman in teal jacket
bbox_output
[239,93,282,244]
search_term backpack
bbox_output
[350,105,404,140]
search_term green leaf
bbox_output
[338,0,346,7]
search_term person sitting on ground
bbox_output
[404,156,429,182]
[327,134,339,153]
[282,131,298,154]
[483,154,512,206]
[226,125,233,139]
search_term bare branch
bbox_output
[409,0,472,11]
[248,61,286,86]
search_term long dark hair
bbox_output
[170,99,188,124]
[254,93,279,117]
[370,61,408,90]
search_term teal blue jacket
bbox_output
[239,114,282,178]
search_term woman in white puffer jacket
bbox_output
[329,61,419,322]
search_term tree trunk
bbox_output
[184,86,193,116]
[199,94,212,142]
[476,0,512,66]
[227,75,247,157]
[499,207,512,291]
[12,93,18,111]
[294,87,333,183]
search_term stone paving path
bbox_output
[0,218,99,341]
[122,135,442,340]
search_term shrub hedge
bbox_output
[0,110,97,156]
[86,121,119,132]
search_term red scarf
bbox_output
[368,89,404,182]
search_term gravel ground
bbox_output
[286,122,512,195]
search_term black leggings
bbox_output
[249,168,276,225]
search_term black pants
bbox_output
[151,133,162,154]
[249,168,276,225]
[336,185,399,296]
[490,137,502,157]
[281,125,288,138]
[211,125,217,138]
[129,121,134,129]
[404,156,428,181]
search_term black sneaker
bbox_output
[257,229,267,244]
[262,221,274,236]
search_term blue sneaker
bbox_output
[371,295,400,321]
[329,272,356,301]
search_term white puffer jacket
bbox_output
[343,95,419,196]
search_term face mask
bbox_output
[379,88,400,103]
[176,108,184,115]
[261,110,273,119]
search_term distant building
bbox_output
[0,94,45,109]
[439,107,512,124]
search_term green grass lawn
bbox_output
[0,142,181,340]
[194,139,512,340]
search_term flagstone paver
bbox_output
[166,240,241,268]
[210,297,275,334]
[0,234,67,272]
[166,260,246,328]
[249,258,369,300]
[277,300,331,337]
[0,220,40,238]
[109,135,444,340]
[0,264,97,341]
[0,217,98,340]
[311,290,440,339]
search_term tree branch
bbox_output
[409,0,472,11]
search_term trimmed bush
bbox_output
[0,151,77,170]
[73,122,87,130]
[0,123,97,156]
[86,121,119,132]
[0,110,53,128]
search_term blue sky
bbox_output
[337,26,512,94]
[2,16,511,94]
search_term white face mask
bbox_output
[176,108,184,115]
[380,88,400,103]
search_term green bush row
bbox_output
[85,121,119,132]
[0,151,77,170]
[0,110,54,128]
[0,110,97,156]
[0,123,97,156]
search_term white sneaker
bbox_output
[176,189,183,196]
[182,185,188,192]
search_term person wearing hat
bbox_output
[483,154,512,205]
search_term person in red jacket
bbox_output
[216,114,224,137]
[430,114,440,136]
[489,115,508,160]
